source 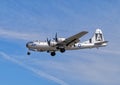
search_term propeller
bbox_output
[53,33,58,42]
[47,38,51,46]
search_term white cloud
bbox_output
[0,29,41,40]
[0,28,120,85]
[0,48,120,85]
[24,49,120,85]
[100,49,120,56]
[0,52,69,85]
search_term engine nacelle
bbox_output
[49,41,57,46]
[57,38,66,42]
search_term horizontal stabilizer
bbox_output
[95,41,108,45]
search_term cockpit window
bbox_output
[29,41,33,43]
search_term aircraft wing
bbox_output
[56,31,88,47]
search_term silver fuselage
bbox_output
[26,41,107,52]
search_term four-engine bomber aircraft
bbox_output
[26,29,108,56]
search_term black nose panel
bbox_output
[26,42,33,48]
[26,43,29,47]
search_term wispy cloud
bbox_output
[0,28,41,40]
[0,51,69,85]
[25,49,120,85]
[0,0,120,85]
[0,48,120,85]
[100,49,120,56]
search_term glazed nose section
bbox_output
[26,43,29,48]
[26,42,33,48]
[26,42,29,48]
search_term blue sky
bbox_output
[0,0,120,85]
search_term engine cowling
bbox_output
[57,38,65,42]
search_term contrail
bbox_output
[0,51,69,85]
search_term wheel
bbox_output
[60,48,65,53]
[27,52,31,55]
[51,52,56,56]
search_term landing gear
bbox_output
[56,47,66,53]
[27,52,31,55]
[51,52,56,56]
[60,48,65,53]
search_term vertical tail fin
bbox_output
[90,29,105,43]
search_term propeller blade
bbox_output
[54,33,58,42]
[47,38,51,46]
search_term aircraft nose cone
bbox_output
[26,43,29,48]
[26,42,33,48]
